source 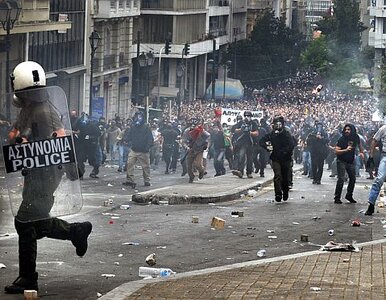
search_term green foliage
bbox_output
[228,10,303,88]
[300,35,329,72]
[300,0,369,92]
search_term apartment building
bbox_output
[0,0,73,116]
[91,0,140,119]
[368,0,385,98]
[133,0,247,109]
[300,0,332,40]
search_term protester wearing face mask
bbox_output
[259,116,296,202]
[231,111,259,179]
[334,124,364,205]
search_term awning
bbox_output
[151,87,180,98]
[205,78,244,100]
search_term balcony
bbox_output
[369,6,386,18]
[94,0,141,19]
[141,0,206,10]
[368,31,386,48]
[208,28,228,38]
[209,0,230,6]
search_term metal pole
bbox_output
[223,64,226,101]
[146,64,149,123]
[136,31,141,104]
[5,23,11,120]
[89,47,94,117]
[157,47,164,108]
[211,39,216,103]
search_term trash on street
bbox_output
[211,217,225,229]
[146,253,156,266]
[320,241,359,252]
[0,263,6,269]
[101,274,116,278]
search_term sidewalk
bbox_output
[102,238,386,299]
[131,167,281,205]
[100,164,386,299]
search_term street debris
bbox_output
[266,229,275,233]
[310,287,321,292]
[122,241,140,246]
[146,253,156,266]
[120,204,130,210]
[320,241,359,252]
[343,258,350,262]
[211,217,225,229]
[24,290,38,299]
[351,220,361,227]
[312,216,321,220]
[97,292,102,298]
[300,234,309,242]
[231,211,244,217]
[328,229,334,236]
[242,250,249,254]
[101,274,116,278]
[0,233,10,237]
[102,212,120,216]
[138,266,176,278]
[292,222,300,225]
[104,199,114,206]
[257,249,266,257]
[156,246,167,249]
[265,199,274,203]
[268,235,277,239]
[0,263,6,269]
[192,216,199,223]
[247,189,258,197]
[107,183,113,187]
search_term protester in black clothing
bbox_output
[231,111,259,179]
[73,114,102,178]
[253,119,268,177]
[307,123,329,184]
[211,123,227,176]
[260,116,296,202]
[231,115,244,171]
[161,122,179,174]
[333,124,364,204]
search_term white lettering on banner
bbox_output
[220,108,264,126]
[3,136,76,173]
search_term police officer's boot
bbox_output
[70,222,92,257]
[90,167,99,178]
[5,272,38,294]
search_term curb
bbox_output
[99,238,386,300]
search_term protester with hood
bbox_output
[333,123,364,204]
[259,116,296,202]
[186,117,210,183]
[122,111,154,188]
[307,122,329,184]
[365,122,386,215]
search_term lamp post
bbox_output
[208,58,216,103]
[222,60,232,101]
[138,51,155,123]
[0,0,21,120]
[88,30,101,117]
[176,63,185,120]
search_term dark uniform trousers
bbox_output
[272,160,291,198]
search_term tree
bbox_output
[300,35,329,72]
[227,10,303,89]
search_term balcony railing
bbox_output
[209,0,229,6]
[142,0,206,10]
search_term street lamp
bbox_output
[176,63,185,119]
[208,58,216,103]
[222,60,232,101]
[88,30,101,117]
[0,0,21,120]
[138,51,155,123]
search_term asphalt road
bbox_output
[0,161,383,300]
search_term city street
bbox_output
[0,161,384,299]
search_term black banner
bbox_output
[2,136,76,173]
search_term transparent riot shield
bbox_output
[0,86,82,222]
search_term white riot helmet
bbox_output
[11,61,46,92]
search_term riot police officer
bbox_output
[4,61,92,294]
